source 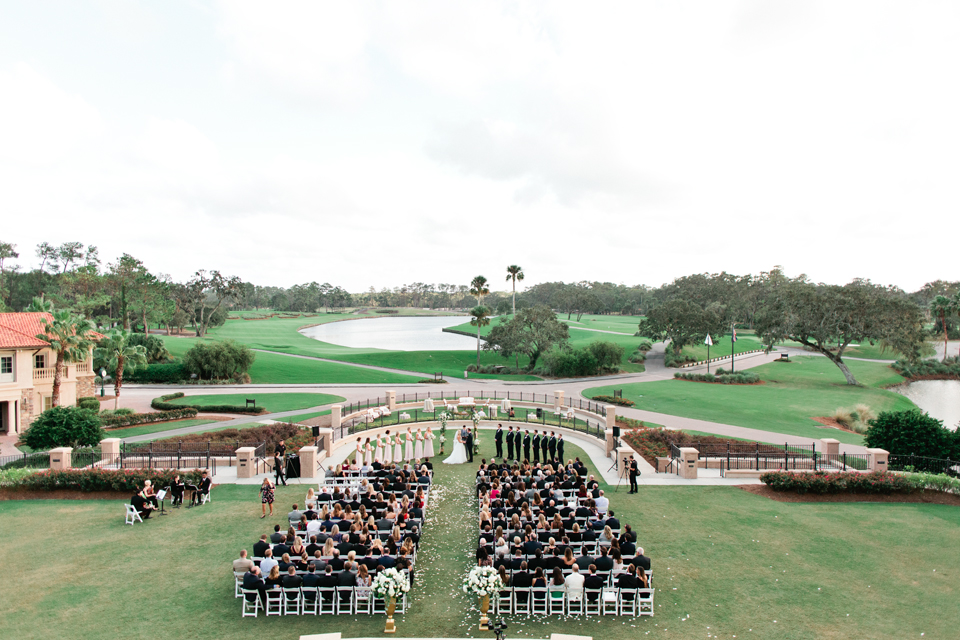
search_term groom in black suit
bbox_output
[465,428,475,463]
[495,424,504,459]
[506,426,515,461]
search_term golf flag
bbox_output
[731,327,738,343]
[704,334,713,346]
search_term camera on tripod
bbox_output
[493,619,508,640]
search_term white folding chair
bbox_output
[637,588,654,616]
[265,589,283,615]
[241,589,262,617]
[531,587,548,615]
[513,587,531,615]
[618,588,638,616]
[282,587,302,615]
[496,587,513,615]
[301,587,319,615]
[124,504,143,526]
[584,589,602,616]
[566,587,584,615]
[318,588,337,614]
[372,595,387,614]
[336,586,354,614]
[549,589,565,615]
[233,571,244,598]
[201,491,212,505]
[601,587,618,615]
[355,587,373,614]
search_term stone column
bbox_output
[553,390,564,412]
[49,447,72,470]
[236,447,256,479]
[820,438,840,456]
[679,447,699,480]
[605,429,617,458]
[299,446,319,479]
[615,446,634,480]
[331,405,342,431]
[386,391,396,411]
[100,438,121,468]
[5,401,16,435]
[868,448,889,472]
[315,427,334,458]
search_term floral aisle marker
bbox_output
[372,567,410,634]
[438,411,449,454]
[462,566,504,631]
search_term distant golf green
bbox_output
[166,392,344,413]
[586,356,916,444]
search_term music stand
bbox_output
[185,484,199,508]
[156,488,170,516]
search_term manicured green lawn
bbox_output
[2,438,958,639]
[586,356,917,444]
[103,418,217,439]
[679,333,769,361]
[167,393,345,413]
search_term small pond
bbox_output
[299,316,478,351]
[892,379,960,431]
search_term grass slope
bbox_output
[103,418,216,439]
[1,439,957,639]
[587,356,916,444]
[167,392,344,413]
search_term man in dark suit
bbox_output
[495,424,504,459]
[338,562,357,586]
[631,547,651,571]
[532,430,541,463]
[302,565,321,600]
[540,432,549,462]
[628,455,639,494]
[617,565,641,599]
[548,432,557,461]
[318,565,338,601]
[464,427,475,463]
[583,565,604,601]
[253,535,270,559]
[282,566,303,589]
[506,426,515,460]
[512,561,532,603]
[521,430,530,461]
[557,434,564,462]
[273,452,287,486]
[594,546,613,572]
[575,552,594,571]
[243,567,267,605]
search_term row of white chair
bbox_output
[493,586,654,616]
[241,586,409,617]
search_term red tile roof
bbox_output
[0,313,103,350]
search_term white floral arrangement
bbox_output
[471,410,481,428]
[439,435,446,443]
[372,567,411,600]
[462,566,504,598]
[438,411,450,429]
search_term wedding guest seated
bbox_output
[583,565,604,600]
[282,565,303,589]
[616,564,640,596]
[288,504,303,526]
[130,492,156,520]
[270,525,285,543]
[631,547,651,571]
[259,549,278,578]
[243,567,267,604]
[265,565,283,589]
[233,549,255,573]
[302,565,321,599]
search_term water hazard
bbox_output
[299,316,478,351]
[892,379,960,431]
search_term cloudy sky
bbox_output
[1,1,958,292]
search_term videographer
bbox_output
[627,455,639,494]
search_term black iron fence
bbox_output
[686,441,872,473]
[889,454,960,476]
[117,453,218,473]
[70,447,108,469]
[122,440,261,458]
[0,450,51,470]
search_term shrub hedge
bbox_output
[77,397,101,411]
[893,356,960,380]
[125,362,187,384]
[590,395,635,407]
[760,470,916,495]
[673,371,761,384]
[3,467,205,492]
[152,421,309,454]
[101,408,200,429]
[664,352,697,368]
[150,392,266,414]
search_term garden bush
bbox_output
[19,407,105,450]
[674,371,760,384]
[101,408,199,428]
[4,467,205,493]
[664,351,698,368]
[182,340,254,381]
[865,409,959,459]
[418,378,448,383]
[587,341,625,372]
[76,397,101,411]
[761,470,917,495]
[637,341,653,352]
[0,468,42,487]
[544,348,600,377]
[125,362,187,384]
[127,333,171,363]
[152,421,308,454]
[590,395,635,407]
[893,356,960,380]
[628,350,646,363]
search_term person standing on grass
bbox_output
[274,450,287,487]
[260,477,275,519]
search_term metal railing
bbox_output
[122,440,261,457]
[889,454,960,476]
[0,450,51,470]
[116,453,218,473]
[70,447,108,469]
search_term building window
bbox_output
[0,357,11,374]
[42,396,53,412]
[35,354,46,370]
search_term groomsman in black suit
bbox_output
[523,430,531,461]
[557,434,565,462]
[495,424,504,459]
[532,430,541,463]
[548,431,557,461]
[540,430,549,462]
[506,426,515,460]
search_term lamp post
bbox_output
[704,334,713,374]
[99,368,107,397]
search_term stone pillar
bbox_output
[386,391,396,411]
[553,390,564,412]
[605,405,616,431]
[100,438,121,467]
[299,446,319,479]
[616,446,634,481]
[679,447,699,480]
[820,438,840,456]
[236,447,256,479]
[605,429,617,458]
[5,401,16,435]
[331,405,342,431]
[315,427,334,458]
[49,447,72,470]
[868,448,889,472]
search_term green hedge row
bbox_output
[150,392,266,414]
[674,371,761,384]
[893,356,960,380]
[3,468,206,492]
[102,408,199,428]
[761,470,916,495]
[591,395,635,407]
[125,363,188,384]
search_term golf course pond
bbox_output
[893,379,960,430]
[299,315,478,351]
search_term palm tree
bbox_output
[930,295,953,362]
[505,265,524,316]
[36,310,97,407]
[469,305,492,367]
[94,330,148,410]
[470,276,490,306]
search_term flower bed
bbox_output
[760,470,916,495]
[621,425,757,466]
[102,408,199,428]
[3,468,206,492]
[674,371,761,384]
[591,395,635,407]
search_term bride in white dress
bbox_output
[442,427,469,465]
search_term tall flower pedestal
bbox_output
[478,595,491,631]
[384,597,397,634]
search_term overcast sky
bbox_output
[1,1,957,293]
